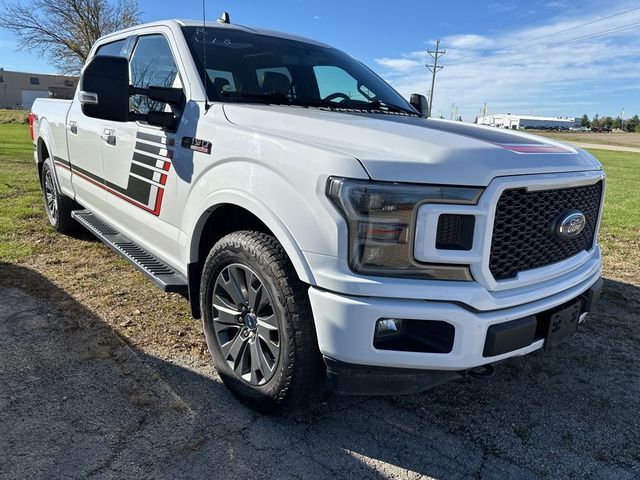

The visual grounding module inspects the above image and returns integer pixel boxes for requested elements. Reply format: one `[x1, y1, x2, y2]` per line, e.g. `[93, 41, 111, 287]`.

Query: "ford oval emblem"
[556, 210, 586, 240]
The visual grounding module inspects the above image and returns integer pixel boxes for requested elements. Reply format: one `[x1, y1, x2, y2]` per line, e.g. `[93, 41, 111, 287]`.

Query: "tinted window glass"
[181, 26, 416, 114]
[313, 66, 370, 102]
[129, 35, 180, 114]
[95, 39, 127, 57]
[206, 69, 237, 97]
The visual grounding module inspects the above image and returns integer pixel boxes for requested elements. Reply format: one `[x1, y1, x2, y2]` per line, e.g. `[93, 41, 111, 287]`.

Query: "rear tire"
[200, 231, 324, 413]
[41, 158, 78, 235]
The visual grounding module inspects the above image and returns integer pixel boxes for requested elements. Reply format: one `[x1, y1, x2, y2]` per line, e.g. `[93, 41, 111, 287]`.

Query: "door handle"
[102, 129, 116, 146]
[67, 121, 77, 135]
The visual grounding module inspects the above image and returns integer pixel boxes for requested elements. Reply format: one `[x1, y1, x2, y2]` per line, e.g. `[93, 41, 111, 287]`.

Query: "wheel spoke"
[257, 328, 279, 359]
[258, 313, 278, 329]
[249, 341, 260, 384]
[222, 330, 246, 363]
[213, 298, 240, 325]
[255, 340, 274, 375]
[248, 279, 263, 312]
[235, 339, 252, 378]
[248, 340, 270, 384]
[221, 267, 247, 307]
[231, 265, 249, 299]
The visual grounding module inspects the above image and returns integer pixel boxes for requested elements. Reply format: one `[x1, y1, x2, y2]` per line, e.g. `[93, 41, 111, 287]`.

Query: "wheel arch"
[186, 195, 316, 318]
[34, 120, 61, 192]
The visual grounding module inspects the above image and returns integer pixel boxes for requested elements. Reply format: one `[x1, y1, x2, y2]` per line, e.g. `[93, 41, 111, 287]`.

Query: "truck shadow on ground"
[1, 263, 638, 479]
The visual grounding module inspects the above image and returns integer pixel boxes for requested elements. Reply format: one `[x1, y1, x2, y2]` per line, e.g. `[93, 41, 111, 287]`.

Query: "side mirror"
[79, 56, 130, 122]
[410, 93, 429, 118]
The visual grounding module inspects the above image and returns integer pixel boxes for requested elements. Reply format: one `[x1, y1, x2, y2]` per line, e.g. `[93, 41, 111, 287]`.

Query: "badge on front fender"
[181, 136, 212, 154]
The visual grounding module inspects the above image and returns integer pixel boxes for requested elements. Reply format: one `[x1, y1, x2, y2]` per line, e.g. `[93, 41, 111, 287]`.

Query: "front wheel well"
[188, 204, 274, 318]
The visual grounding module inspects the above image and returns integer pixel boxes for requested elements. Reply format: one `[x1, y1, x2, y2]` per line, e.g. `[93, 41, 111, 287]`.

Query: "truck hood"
[222, 105, 601, 186]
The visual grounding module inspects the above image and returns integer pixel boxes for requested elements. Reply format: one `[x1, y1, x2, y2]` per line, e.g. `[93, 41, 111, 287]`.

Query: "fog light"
[579, 312, 589, 324]
[375, 318, 404, 338]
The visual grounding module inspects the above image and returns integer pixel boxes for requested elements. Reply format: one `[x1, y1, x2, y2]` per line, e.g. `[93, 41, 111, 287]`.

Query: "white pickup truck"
[31, 18, 604, 411]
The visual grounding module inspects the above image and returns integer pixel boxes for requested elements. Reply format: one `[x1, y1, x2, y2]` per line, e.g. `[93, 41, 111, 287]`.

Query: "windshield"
[181, 26, 417, 115]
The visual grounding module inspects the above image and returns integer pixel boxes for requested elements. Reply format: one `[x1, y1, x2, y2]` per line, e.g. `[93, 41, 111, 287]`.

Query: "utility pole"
[426, 40, 445, 117]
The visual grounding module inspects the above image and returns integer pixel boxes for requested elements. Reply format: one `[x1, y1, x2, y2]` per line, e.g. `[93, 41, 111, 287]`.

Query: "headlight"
[326, 177, 482, 280]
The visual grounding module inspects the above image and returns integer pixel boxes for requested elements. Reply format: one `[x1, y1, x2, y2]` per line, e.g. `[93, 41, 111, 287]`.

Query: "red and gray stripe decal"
[493, 144, 571, 154]
[54, 130, 174, 216]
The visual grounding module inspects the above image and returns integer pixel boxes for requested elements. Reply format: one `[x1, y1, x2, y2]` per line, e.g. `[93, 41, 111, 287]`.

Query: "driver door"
[99, 33, 184, 267]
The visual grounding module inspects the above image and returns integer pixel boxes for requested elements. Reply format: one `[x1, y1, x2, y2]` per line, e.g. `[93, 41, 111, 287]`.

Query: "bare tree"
[0, 0, 140, 74]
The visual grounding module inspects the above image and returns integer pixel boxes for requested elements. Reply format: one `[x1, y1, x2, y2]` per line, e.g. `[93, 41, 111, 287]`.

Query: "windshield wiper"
[220, 91, 341, 109]
[358, 100, 417, 115]
[220, 91, 292, 105]
[218, 92, 416, 115]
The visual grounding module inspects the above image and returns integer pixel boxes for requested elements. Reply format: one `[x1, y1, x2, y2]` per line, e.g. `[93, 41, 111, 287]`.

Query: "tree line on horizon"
[579, 113, 640, 133]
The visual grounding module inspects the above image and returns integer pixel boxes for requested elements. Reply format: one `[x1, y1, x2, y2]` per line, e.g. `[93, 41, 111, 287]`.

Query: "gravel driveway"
[1, 263, 639, 479]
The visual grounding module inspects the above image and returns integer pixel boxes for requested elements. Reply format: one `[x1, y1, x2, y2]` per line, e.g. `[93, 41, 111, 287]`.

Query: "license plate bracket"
[544, 300, 582, 350]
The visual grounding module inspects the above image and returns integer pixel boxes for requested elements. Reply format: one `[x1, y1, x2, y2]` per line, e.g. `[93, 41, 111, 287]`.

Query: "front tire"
[200, 231, 324, 412]
[41, 159, 77, 234]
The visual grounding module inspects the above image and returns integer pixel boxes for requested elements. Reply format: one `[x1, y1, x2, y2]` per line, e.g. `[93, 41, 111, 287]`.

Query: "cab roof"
[98, 18, 331, 49]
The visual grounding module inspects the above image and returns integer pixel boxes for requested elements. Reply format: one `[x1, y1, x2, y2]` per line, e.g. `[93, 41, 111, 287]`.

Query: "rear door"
[98, 32, 184, 267]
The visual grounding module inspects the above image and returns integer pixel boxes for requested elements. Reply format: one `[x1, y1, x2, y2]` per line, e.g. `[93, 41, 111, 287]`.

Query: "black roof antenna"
[218, 11, 230, 24]
[201, 0, 210, 112]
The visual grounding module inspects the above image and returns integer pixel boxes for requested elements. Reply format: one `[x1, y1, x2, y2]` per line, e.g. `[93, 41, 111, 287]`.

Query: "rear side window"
[95, 39, 127, 57]
[129, 34, 180, 114]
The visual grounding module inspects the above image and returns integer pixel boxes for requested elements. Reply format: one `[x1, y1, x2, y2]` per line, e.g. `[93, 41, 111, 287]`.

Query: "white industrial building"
[476, 114, 578, 130]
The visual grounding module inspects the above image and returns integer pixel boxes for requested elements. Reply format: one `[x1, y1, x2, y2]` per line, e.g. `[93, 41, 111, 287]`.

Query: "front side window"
[181, 26, 416, 115]
[95, 39, 127, 57]
[129, 34, 180, 114]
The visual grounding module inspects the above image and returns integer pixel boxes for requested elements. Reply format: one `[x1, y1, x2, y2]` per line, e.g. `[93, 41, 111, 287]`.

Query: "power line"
[474, 20, 640, 64]
[449, 6, 640, 65]
[500, 6, 640, 49]
[547, 20, 640, 47]
[426, 39, 445, 117]
[447, 19, 640, 66]
[497, 21, 640, 63]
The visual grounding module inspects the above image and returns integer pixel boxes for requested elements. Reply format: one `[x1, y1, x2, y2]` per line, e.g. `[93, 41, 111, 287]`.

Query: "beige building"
[0, 69, 78, 110]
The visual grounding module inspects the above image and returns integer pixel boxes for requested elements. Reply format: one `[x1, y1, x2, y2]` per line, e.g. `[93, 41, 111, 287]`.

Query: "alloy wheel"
[44, 169, 58, 220]
[212, 263, 281, 386]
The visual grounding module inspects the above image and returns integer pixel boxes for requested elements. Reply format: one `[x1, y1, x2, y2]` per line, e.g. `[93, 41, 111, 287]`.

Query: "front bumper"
[309, 273, 602, 394]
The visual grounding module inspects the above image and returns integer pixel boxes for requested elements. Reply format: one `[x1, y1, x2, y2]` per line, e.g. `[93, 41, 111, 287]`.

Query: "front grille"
[489, 181, 602, 281]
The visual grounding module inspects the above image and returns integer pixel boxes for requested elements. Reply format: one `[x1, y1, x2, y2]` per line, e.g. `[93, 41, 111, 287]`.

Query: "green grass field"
[0, 123, 638, 264]
[0, 124, 53, 260]
[591, 149, 640, 238]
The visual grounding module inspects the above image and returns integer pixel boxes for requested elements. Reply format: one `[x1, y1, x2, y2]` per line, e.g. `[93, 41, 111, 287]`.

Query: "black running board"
[71, 210, 188, 294]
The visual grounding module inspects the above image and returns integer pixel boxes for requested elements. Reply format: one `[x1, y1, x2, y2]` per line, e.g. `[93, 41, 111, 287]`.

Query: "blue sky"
[1, 0, 639, 121]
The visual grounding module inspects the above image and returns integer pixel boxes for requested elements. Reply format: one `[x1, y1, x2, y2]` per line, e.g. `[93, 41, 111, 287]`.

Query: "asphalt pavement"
[1, 264, 639, 479]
